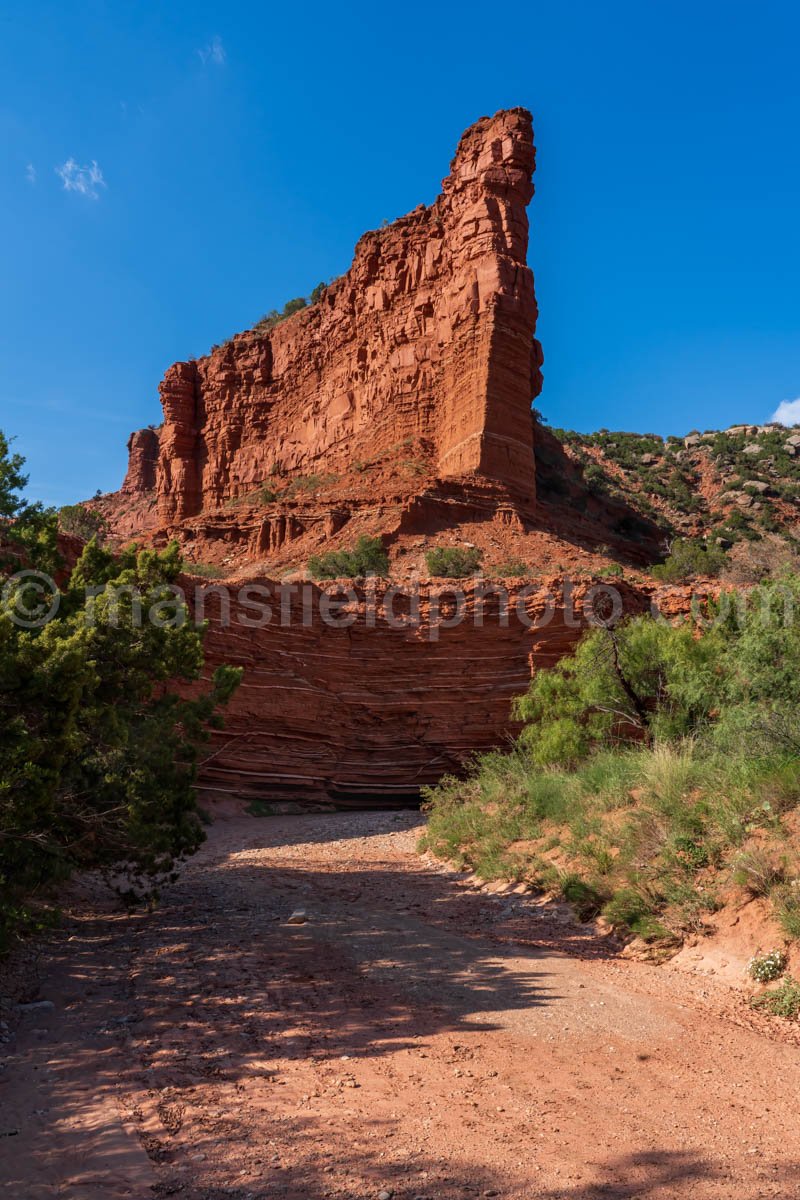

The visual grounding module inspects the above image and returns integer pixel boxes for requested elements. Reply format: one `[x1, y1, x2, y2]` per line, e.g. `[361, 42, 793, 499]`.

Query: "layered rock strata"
[194, 577, 650, 806]
[119, 108, 540, 534]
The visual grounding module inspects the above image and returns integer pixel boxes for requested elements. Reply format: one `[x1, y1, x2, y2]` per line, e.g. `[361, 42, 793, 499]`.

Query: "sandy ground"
[2, 809, 800, 1199]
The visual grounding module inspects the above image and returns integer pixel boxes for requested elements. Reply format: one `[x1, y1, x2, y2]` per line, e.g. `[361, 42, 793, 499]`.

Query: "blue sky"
[2, 1, 799, 506]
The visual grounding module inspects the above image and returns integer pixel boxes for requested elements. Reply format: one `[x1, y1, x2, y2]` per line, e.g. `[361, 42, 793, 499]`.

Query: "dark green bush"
[308, 535, 389, 580]
[751, 975, 800, 1020]
[490, 558, 530, 577]
[651, 538, 726, 581]
[0, 435, 242, 951]
[58, 504, 106, 542]
[425, 546, 483, 578]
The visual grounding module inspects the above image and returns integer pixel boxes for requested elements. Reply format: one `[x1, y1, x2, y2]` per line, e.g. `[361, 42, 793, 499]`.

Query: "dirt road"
[2, 810, 800, 1199]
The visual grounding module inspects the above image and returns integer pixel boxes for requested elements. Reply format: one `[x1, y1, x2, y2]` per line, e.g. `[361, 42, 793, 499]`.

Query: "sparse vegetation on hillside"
[284, 472, 339, 498]
[549, 422, 800, 565]
[422, 575, 800, 958]
[252, 296, 309, 335]
[426, 546, 483, 578]
[307, 535, 388, 580]
[490, 558, 531, 578]
[210, 283, 329, 352]
[188, 562, 226, 579]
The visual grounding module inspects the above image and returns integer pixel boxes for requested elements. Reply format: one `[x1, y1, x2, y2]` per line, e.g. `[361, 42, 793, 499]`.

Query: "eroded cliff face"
[195, 577, 651, 806]
[119, 108, 540, 538]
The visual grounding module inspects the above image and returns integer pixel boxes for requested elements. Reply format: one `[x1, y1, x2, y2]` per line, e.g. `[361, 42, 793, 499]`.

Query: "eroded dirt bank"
[2, 811, 800, 1199]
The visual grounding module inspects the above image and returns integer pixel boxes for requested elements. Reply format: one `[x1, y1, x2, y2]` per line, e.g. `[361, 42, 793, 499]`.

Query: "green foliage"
[490, 558, 530, 578]
[731, 849, 784, 896]
[547, 421, 800, 556]
[0, 433, 242, 951]
[651, 538, 726, 582]
[513, 617, 720, 765]
[424, 572, 800, 944]
[560, 874, 605, 920]
[602, 888, 657, 935]
[425, 546, 483, 578]
[583, 462, 608, 493]
[282, 297, 308, 317]
[309, 282, 326, 305]
[0, 432, 60, 575]
[751, 975, 800, 1020]
[0, 431, 27, 520]
[188, 562, 226, 579]
[307, 535, 389, 580]
[772, 884, 800, 940]
[251, 295, 309, 336]
[747, 949, 787, 983]
[58, 504, 106, 542]
[284, 472, 338, 497]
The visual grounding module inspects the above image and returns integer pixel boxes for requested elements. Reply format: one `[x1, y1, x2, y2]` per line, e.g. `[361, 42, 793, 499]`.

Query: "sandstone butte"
[99, 108, 671, 805]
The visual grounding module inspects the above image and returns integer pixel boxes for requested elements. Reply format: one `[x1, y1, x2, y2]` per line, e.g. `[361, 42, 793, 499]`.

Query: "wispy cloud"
[197, 35, 226, 66]
[55, 158, 106, 200]
[771, 397, 800, 427]
[25, 163, 36, 184]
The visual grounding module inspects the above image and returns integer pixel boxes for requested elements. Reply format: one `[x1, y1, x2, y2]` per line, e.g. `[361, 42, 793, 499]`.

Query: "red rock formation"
[195, 576, 650, 806]
[121, 427, 160, 494]
[96, 110, 666, 804]
[119, 108, 540, 536]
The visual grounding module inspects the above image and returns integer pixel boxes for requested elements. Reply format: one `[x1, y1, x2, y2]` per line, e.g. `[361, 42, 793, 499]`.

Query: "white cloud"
[197, 35, 226, 66]
[25, 163, 36, 184]
[770, 397, 800, 427]
[55, 158, 106, 199]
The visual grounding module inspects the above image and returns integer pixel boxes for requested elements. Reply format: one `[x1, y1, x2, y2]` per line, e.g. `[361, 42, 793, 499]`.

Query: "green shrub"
[425, 546, 483, 577]
[651, 538, 726, 581]
[308, 535, 388, 580]
[189, 562, 226, 579]
[772, 884, 800, 939]
[285, 473, 338, 496]
[602, 887, 654, 929]
[309, 282, 326, 305]
[560, 874, 605, 920]
[751, 975, 800, 1019]
[747, 949, 787, 983]
[731, 849, 784, 897]
[58, 504, 106, 542]
[0, 434, 242, 951]
[251, 295, 309, 336]
[490, 558, 530, 578]
[282, 297, 308, 317]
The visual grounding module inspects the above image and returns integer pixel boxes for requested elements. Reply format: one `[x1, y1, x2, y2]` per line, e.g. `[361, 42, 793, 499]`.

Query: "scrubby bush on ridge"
[425, 545, 483, 578]
[307, 535, 389, 580]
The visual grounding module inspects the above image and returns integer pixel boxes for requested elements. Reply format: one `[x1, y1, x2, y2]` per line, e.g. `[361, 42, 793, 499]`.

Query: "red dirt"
[3, 809, 800, 1199]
